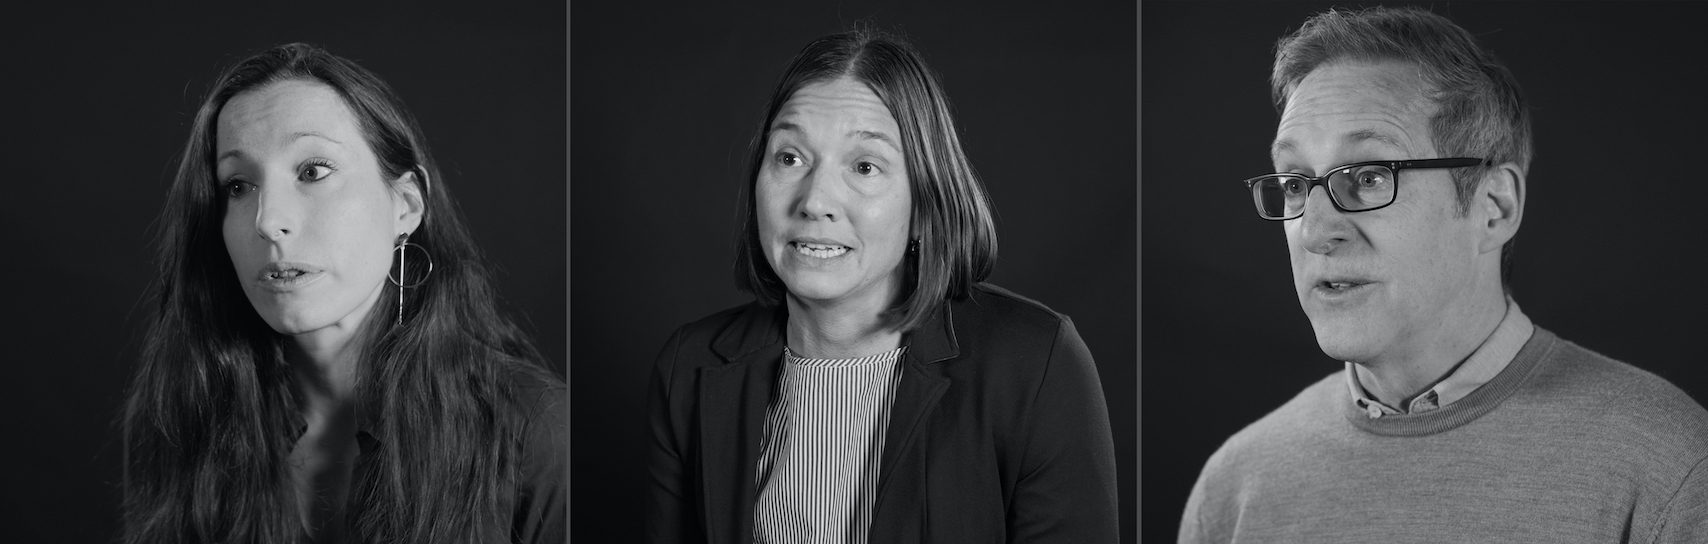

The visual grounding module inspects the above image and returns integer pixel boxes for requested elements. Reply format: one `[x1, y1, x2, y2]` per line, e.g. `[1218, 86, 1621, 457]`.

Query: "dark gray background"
[0, 3, 566, 541]
[571, 0, 1137, 541]
[1144, 2, 1708, 542]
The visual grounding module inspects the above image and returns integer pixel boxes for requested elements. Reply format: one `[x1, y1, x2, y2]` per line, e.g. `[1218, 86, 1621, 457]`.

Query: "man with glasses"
[1180, 7, 1708, 543]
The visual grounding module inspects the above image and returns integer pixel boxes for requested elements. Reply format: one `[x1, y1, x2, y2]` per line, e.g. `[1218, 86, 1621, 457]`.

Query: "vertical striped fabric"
[752, 345, 905, 544]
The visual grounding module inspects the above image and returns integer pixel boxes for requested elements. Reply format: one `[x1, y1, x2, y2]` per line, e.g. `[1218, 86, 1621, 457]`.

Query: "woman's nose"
[796, 164, 840, 221]
[252, 181, 298, 241]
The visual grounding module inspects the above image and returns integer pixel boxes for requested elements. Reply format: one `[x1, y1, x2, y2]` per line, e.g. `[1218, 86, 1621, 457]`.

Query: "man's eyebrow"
[1271, 139, 1296, 162]
[769, 121, 802, 134]
[1345, 128, 1406, 152]
[1270, 129, 1409, 163]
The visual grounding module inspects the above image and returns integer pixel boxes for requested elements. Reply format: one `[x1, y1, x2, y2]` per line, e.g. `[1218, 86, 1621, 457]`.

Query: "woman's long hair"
[121, 43, 544, 543]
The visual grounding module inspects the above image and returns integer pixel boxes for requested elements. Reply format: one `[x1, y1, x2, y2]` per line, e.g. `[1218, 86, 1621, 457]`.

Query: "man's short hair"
[1272, 6, 1531, 286]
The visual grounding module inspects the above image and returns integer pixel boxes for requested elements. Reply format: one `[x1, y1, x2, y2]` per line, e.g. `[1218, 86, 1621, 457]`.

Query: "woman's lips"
[789, 241, 850, 259]
[255, 262, 325, 291]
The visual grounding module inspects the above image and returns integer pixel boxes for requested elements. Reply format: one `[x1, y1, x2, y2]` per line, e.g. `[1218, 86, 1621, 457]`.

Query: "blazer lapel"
[875, 302, 959, 497]
[697, 305, 786, 544]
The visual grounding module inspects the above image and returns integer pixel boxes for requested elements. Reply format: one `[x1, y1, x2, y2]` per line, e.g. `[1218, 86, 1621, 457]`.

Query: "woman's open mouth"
[791, 241, 850, 259]
[256, 262, 325, 290]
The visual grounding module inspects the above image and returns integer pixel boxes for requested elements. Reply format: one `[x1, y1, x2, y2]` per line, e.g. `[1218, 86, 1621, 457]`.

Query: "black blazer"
[645, 283, 1119, 543]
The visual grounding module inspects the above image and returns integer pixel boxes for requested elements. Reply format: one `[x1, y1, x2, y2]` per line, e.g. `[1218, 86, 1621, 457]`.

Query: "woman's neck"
[287, 324, 367, 403]
[784, 294, 903, 359]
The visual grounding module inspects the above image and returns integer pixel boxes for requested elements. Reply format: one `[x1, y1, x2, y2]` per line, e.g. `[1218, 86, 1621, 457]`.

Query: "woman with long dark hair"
[645, 29, 1118, 543]
[121, 43, 564, 543]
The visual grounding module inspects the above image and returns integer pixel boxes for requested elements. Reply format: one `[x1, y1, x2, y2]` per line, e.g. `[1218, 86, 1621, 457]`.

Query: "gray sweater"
[1180, 328, 1708, 543]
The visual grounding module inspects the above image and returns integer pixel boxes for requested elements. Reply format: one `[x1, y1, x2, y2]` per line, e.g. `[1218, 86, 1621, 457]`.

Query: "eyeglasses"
[1243, 158, 1488, 221]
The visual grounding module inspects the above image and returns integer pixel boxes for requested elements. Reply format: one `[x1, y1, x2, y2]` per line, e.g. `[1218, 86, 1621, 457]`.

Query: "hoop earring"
[389, 232, 434, 324]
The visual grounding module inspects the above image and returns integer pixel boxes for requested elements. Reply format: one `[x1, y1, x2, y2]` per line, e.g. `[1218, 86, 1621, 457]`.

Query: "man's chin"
[1309, 319, 1385, 363]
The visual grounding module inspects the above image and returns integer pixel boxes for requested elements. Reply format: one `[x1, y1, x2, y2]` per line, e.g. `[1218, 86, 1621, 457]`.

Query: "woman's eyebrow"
[291, 131, 343, 145]
[216, 132, 345, 163]
[854, 130, 898, 151]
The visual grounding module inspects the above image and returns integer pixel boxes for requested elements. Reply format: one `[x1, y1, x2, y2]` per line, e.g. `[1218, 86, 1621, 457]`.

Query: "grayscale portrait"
[1145, 3, 1708, 543]
[571, 2, 1137, 542]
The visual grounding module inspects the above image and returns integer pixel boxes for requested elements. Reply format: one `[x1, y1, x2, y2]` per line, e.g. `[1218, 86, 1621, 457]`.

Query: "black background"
[1143, 2, 1708, 542]
[0, 3, 566, 542]
[571, 1, 1137, 541]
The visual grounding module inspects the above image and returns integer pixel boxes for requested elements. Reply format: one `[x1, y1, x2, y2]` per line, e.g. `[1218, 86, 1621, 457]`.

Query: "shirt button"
[1367, 404, 1383, 419]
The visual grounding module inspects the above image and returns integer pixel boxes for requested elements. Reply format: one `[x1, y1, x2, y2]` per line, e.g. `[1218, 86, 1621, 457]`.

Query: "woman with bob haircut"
[645, 29, 1118, 543]
[120, 43, 564, 543]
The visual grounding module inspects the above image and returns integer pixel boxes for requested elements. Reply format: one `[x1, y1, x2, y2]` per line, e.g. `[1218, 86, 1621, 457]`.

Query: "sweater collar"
[1347, 298, 1535, 417]
[1344, 326, 1559, 436]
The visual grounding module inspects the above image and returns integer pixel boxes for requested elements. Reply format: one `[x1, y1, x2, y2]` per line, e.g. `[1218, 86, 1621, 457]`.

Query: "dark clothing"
[645, 283, 1119, 543]
[288, 360, 566, 543]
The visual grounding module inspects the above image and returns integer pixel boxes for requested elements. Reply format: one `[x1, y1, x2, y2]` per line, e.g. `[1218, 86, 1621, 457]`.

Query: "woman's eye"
[300, 162, 334, 181]
[776, 152, 802, 167]
[224, 180, 253, 200]
[855, 162, 880, 176]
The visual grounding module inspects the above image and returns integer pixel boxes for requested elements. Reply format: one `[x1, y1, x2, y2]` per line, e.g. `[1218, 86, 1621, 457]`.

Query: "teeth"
[794, 243, 849, 258]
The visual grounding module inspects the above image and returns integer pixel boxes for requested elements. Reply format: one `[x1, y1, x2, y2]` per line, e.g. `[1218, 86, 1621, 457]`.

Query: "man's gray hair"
[1273, 6, 1530, 285]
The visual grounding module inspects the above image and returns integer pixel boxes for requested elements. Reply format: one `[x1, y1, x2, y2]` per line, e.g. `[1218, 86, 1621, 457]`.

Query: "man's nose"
[1296, 185, 1352, 255]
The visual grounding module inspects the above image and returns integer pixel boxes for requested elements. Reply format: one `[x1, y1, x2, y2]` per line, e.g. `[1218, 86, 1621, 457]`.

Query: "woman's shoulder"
[931, 283, 1101, 404]
[503, 359, 565, 409]
[657, 301, 783, 362]
[498, 358, 566, 447]
[952, 283, 1077, 341]
[496, 358, 566, 541]
[674, 300, 775, 337]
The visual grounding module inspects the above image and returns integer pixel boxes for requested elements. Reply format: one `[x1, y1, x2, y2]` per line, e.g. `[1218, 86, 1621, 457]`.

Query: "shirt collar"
[288, 395, 381, 440]
[1346, 297, 1535, 418]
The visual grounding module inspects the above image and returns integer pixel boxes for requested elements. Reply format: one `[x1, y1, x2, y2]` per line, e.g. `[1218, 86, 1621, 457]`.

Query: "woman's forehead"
[773, 78, 900, 140]
[216, 79, 364, 157]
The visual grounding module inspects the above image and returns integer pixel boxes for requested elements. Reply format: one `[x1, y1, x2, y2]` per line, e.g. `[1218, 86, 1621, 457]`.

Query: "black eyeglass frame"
[1242, 157, 1490, 221]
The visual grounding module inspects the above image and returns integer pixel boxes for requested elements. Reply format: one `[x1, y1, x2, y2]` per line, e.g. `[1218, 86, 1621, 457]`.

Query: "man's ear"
[393, 167, 426, 236]
[1476, 162, 1523, 254]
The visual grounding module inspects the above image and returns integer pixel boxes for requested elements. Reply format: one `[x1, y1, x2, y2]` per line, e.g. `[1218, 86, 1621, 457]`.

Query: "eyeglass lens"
[1252, 164, 1397, 219]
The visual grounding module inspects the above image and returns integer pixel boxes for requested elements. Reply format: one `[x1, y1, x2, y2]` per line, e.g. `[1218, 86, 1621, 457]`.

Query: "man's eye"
[855, 162, 880, 176]
[776, 152, 802, 167]
[224, 180, 254, 200]
[1283, 178, 1306, 195]
[1355, 170, 1390, 188]
[300, 162, 334, 181]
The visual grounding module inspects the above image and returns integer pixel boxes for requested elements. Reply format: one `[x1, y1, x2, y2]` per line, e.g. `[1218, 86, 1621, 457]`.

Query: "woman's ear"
[392, 167, 426, 235]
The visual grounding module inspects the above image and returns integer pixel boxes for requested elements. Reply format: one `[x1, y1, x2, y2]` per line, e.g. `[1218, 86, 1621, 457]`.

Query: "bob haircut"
[1272, 6, 1532, 288]
[122, 43, 541, 543]
[733, 28, 998, 333]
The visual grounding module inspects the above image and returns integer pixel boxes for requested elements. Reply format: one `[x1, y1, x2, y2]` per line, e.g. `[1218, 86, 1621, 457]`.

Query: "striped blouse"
[752, 345, 905, 544]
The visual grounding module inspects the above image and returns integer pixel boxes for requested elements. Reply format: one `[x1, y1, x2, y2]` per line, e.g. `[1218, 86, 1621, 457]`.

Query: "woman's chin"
[783, 277, 863, 306]
[258, 311, 328, 336]
[250, 298, 344, 336]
